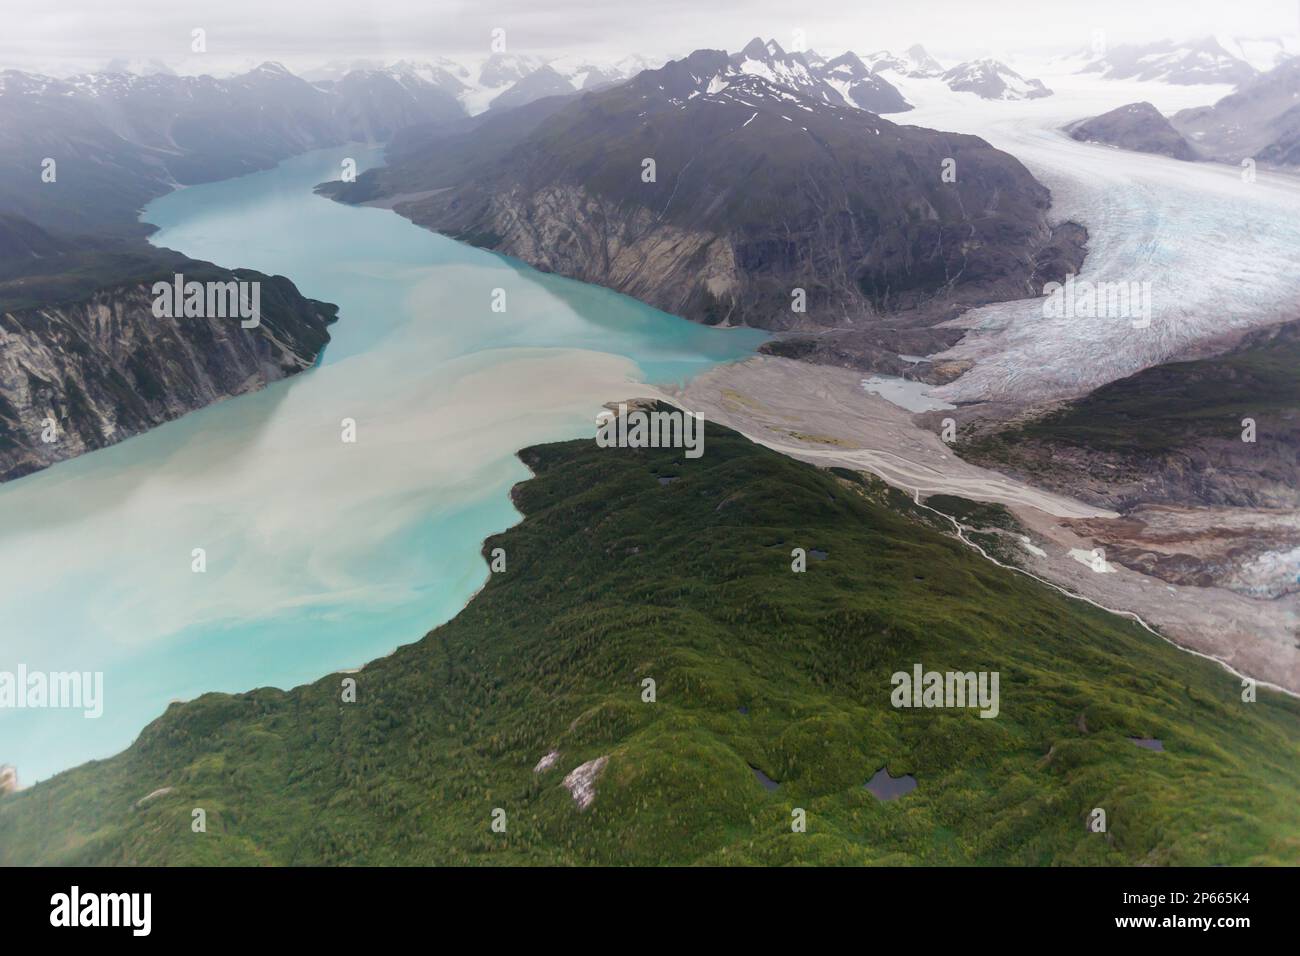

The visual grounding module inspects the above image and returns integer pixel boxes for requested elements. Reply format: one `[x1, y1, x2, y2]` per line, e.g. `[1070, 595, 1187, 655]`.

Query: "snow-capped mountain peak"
[733, 37, 820, 92]
[725, 38, 911, 113]
[1079, 36, 1258, 86]
[903, 44, 946, 76]
[866, 51, 907, 73]
[476, 51, 547, 89]
[1213, 35, 1297, 74]
[251, 61, 293, 76]
[384, 59, 469, 95]
[865, 45, 946, 78]
[823, 51, 872, 80]
[942, 58, 1053, 100]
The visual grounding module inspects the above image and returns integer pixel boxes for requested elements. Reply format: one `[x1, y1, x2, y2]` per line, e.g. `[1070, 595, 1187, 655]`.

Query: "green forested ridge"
[3, 416, 1297, 865]
[0, 215, 335, 317]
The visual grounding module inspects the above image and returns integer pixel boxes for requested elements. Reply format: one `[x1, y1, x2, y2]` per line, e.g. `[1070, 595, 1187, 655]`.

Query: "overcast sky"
[5, 0, 1299, 71]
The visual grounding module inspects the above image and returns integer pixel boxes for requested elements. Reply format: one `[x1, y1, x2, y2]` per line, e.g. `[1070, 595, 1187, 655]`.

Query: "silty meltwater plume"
[0, 146, 765, 782]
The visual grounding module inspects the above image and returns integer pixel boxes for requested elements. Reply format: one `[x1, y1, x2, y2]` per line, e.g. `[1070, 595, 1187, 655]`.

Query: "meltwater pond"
[0, 146, 766, 782]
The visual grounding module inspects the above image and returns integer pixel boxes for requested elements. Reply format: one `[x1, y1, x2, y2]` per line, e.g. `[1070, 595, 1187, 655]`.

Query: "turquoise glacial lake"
[0, 145, 765, 782]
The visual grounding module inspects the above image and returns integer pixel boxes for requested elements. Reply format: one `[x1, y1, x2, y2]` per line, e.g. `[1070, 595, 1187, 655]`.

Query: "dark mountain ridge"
[0, 217, 337, 482]
[1065, 102, 1197, 160]
[957, 318, 1300, 513]
[0, 62, 386, 478]
[322, 46, 1083, 364]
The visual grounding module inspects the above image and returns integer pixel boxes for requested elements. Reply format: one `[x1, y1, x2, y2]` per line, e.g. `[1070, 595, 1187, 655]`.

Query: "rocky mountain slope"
[322, 46, 1078, 357]
[817, 50, 911, 114]
[1172, 58, 1300, 167]
[0, 218, 337, 482]
[957, 318, 1300, 511]
[1065, 102, 1196, 160]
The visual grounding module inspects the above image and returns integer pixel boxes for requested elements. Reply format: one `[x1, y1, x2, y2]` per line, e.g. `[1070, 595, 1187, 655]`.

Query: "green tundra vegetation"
[2, 415, 1297, 865]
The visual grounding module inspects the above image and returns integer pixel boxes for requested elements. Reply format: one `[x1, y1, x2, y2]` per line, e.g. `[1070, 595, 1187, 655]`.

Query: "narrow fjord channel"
[0, 145, 766, 782]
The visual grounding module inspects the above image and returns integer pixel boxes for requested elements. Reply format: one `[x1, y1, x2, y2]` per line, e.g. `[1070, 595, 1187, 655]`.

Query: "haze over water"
[0, 145, 765, 782]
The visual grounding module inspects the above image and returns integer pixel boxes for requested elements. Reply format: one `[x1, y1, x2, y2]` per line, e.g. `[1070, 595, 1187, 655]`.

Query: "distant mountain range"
[0, 53, 643, 235]
[1061, 57, 1300, 169]
[323, 42, 1080, 353]
[324, 38, 915, 117]
[1075, 36, 1272, 86]
[827, 45, 1054, 103]
[301, 52, 660, 116]
[1173, 58, 1300, 167]
[63, 40, 939, 123]
[0, 61, 463, 235]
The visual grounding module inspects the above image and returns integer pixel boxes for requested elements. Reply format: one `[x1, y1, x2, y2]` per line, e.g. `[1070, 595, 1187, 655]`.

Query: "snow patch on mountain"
[1078, 37, 1258, 86]
[942, 59, 1052, 100]
[681, 38, 912, 114]
[866, 45, 946, 78]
